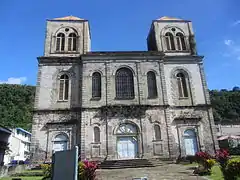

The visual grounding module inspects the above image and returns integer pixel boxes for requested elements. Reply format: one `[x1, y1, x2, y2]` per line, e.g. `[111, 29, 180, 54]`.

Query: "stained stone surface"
[96, 164, 206, 180]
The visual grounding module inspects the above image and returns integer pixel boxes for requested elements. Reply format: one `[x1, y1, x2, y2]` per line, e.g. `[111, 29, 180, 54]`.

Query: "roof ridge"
[52, 15, 84, 21]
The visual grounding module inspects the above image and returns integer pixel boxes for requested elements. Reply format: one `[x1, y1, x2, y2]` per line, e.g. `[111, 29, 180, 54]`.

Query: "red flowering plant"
[215, 149, 230, 169]
[194, 151, 215, 175]
[78, 160, 98, 180]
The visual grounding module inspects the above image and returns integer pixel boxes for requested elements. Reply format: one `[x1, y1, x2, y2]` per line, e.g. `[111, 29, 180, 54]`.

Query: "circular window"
[171, 28, 176, 32]
[65, 28, 69, 32]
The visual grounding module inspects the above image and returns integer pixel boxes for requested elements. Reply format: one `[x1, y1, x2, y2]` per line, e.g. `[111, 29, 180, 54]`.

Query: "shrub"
[224, 159, 240, 180]
[78, 160, 98, 180]
[229, 145, 240, 155]
[215, 149, 230, 169]
[41, 164, 52, 180]
[194, 152, 215, 175]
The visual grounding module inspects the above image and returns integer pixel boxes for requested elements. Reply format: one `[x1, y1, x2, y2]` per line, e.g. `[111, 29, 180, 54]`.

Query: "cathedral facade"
[30, 16, 218, 163]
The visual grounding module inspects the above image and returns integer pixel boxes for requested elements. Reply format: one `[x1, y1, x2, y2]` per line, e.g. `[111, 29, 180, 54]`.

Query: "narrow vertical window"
[94, 127, 100, 143]
[165, 32, 175, 50]
[68, 33, 77, 51]
[59, 74, 69, 101]
[154, 125, 161, 140]
[147, 71, 157, 98]
[92, 72, 101, 99]
[176, 73, 188, 98]
[56, 33, 65, 51]
[115, 68, 134, 99]
[176, 33, 186, 51]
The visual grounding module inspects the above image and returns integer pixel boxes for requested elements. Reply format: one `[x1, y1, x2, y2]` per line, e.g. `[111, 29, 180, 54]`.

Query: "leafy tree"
[210, 89, 240, 124]
[232, 86, 240, 92]
[0, 84, 35, 131]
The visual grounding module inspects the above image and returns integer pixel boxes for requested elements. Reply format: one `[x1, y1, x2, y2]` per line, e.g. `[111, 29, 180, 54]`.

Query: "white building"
[4, 128, 31, 164]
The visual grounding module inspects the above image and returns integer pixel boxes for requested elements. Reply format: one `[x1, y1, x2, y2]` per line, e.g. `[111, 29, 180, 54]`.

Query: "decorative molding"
[172, 110, 204, 120]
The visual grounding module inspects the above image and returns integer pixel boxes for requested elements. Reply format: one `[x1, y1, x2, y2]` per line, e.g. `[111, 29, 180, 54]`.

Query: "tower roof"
[156, 16, 189, 21]
[52, 15, 84, 21]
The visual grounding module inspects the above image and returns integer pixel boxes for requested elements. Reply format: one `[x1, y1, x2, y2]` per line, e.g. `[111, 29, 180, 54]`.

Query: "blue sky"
[0, 0, 239, 90]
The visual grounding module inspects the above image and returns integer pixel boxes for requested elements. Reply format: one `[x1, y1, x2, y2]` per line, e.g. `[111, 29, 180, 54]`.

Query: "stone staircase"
[99, 158, 165, 169]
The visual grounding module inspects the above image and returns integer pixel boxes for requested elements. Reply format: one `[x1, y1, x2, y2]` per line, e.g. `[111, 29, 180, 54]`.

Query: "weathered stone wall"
[151, 20, 194, 55]
[81, 108, 169, 160]
[44, 20, 90, 56]
[34, 63, 81, 110]
[164, 63, 206, 106]
[30, 111, 78, 163]
[81, 58, 166, 108]
[31, 17, 218, 163]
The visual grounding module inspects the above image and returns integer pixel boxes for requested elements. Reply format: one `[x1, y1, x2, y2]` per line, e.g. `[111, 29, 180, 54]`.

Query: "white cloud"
[223, 39, 240, 61]
[232, 20, 240, 26]
[224, 39, 233, 46]
[0, 77, 27, 84]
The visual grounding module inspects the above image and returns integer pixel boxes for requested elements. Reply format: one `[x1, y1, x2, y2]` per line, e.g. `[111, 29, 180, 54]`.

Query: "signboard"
[52, 146, 78, 180]
[132, 177, 148, 180]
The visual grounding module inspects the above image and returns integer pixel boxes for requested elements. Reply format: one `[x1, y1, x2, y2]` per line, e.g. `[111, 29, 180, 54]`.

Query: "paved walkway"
[96, 164, 206, 180]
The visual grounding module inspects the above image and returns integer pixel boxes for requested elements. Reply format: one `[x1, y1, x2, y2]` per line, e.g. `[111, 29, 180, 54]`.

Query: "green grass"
[205, 156, 240, 180]
[0, 169, 43, 180]
[207, 165, 223, 180]
[0, 177, 43, 180]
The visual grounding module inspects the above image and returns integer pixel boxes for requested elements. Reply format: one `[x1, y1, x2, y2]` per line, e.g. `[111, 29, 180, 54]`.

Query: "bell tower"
[147, 16, 197, 55]
[44, 15, 91, 56]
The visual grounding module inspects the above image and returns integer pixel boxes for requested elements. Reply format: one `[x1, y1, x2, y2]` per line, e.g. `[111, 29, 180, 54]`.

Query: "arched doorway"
[52, 134, 68, 153]
[183, 129, 198, 156]
[116, 123, 138, 159]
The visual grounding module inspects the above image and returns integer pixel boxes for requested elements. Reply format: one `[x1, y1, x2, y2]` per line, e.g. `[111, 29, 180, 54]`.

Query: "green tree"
[0, 84, 35, 131]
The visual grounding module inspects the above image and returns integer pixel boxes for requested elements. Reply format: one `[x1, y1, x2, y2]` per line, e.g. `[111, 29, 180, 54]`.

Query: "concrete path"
[96, 164, 206, 180]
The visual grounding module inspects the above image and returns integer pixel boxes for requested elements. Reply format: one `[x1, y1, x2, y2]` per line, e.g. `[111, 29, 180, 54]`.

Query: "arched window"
[59, 74, 69, 101]
[94, 127, 100, 143]
[147, 71, 158, 98]
[154, 125, 161, 140]
[176, 73, 188, 98]
[165, 32, 175, 50]
[56, 33, 65, 51]
[68, 33, 77, 51]
[53, 134, 68, 152]
[92, 72, 101, 99]
[117, 123, 138, 134]
[115, 68, 134, 99]
[176, 33, 186, 51]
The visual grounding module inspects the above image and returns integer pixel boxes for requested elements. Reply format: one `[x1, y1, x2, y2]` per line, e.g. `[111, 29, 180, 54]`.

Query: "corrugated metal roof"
[16, 128, 31, 135]
[0, 125, 12, 134]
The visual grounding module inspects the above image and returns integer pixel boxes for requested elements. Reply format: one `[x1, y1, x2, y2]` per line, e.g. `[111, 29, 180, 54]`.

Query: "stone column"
[159, 60, 176, 158]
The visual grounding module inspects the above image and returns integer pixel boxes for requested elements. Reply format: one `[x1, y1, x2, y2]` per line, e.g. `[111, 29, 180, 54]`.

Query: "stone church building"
[31, 15, 218, 163]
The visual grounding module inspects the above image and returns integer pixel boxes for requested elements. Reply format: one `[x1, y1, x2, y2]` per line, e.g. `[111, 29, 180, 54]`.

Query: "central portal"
[116, 123, 139, 159]
[117, 137, 137, 159]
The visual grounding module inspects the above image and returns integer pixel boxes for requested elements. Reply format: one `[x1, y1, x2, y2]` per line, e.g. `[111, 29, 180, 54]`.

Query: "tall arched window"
[92, 72, 101, 99]
[176, 73, 188, 98]
[154, 125, 161, 140]
[94, 127, 100, 143]
[176, 33, 186, 51]
[59, 74, 69, 101]
[68, 33, 77, 51]
[53, 134, 68, 152]
[165, 32, 175, 50]
[115, 68, 134, 99]
[56, 33, 65, 51]
[147, 71, 157, 98]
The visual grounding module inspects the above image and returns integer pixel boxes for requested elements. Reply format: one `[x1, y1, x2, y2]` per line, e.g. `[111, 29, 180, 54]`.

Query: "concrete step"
[99, 159, 155, 169]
